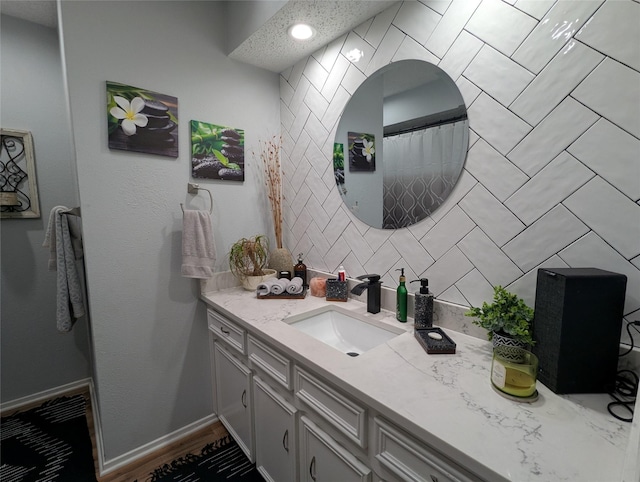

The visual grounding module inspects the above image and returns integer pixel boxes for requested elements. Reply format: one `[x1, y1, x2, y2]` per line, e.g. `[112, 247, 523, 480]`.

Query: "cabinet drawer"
[248, 335, 292, 390]
[208, 309, 246, 355]
[295, 367, 367, 449]
[373, 417, 476, 482]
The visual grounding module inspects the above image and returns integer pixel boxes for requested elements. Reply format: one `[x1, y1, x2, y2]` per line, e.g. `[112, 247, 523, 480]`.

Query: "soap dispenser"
[411, 278, 434, 329]
[396, 268, 408, 323]
[294, 253, 307, 287]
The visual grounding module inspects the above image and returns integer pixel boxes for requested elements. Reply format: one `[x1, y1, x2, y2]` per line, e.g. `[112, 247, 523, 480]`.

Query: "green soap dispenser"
[396, 268, 408, 323]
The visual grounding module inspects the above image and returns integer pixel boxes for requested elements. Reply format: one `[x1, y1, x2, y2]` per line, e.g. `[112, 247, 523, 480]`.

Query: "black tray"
[415, 327, 456, 354]
[257, 287, 307, 300]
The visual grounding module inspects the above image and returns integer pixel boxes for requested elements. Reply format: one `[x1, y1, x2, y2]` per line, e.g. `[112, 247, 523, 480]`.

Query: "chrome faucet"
[350, 274, 382, 314]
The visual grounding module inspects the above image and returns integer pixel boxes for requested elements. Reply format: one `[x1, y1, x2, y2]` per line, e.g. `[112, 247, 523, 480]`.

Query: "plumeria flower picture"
[347, 132, 376, 172]
[106, 81, 179, 158]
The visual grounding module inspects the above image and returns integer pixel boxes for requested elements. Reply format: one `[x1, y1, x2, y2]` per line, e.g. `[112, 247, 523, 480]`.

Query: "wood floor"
[84, 391, 230, 482]
[1, 387, 230, 482]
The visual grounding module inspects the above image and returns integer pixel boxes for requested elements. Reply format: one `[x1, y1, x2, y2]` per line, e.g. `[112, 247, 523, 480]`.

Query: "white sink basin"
[284, 306, 404, 356]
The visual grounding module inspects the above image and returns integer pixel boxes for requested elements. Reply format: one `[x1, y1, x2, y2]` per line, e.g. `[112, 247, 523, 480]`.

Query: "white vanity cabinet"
[253, 376, 298, 482]
[373, 417, 478, 482]
[206, 304, 481, 482]
[212, 342, 254, 461]
[300, 415, 372, 482]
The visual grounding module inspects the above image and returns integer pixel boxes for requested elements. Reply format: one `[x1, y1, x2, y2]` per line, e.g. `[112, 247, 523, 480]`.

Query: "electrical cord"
[608, 320, 640, 422]
[607, 370, 638, 422]
[619, 319, 640, 357]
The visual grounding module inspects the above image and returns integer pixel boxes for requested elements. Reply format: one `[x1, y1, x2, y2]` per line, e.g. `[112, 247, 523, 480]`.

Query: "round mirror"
[333, 59, 469, 229]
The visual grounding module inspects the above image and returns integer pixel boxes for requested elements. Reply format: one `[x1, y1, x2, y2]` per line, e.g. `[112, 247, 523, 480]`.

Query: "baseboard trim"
[99, 413, 220, 477]
[0, 378, 92, 413]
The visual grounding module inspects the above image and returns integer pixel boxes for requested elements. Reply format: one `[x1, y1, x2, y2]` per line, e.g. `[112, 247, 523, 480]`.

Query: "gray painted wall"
[59, 0, 280, 461]
[1, 14, 93, 403]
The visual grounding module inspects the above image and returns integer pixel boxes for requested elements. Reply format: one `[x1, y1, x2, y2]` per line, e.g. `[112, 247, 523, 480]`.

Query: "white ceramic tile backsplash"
[465, 0, 537, 56]
[468, 92, 532, 155]
[278, 0, 640, 324]
[572, 57, 640, 137]
[510, 40, 604, 125]
[567, 119, 640, 200]
[507, 97, 598, 175]
[465, 138, 528, 202]
[505, 151, 594, 225]
[392, 1, 441, 45]
[574, 0, 640, 72]
[512, 0, 603, 73]
[463, 45, 534, 106]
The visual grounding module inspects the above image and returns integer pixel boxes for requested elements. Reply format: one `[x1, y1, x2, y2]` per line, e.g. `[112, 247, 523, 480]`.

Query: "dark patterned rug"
[142, 434, 263, 482]
[0, 394, 97, 482]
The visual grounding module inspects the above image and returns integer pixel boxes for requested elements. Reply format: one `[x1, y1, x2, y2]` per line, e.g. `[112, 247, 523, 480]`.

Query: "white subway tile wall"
[279, 0, 640, 330]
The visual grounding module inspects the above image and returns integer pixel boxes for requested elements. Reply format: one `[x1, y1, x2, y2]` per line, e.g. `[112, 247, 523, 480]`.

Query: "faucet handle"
[356, 274, 381, 284]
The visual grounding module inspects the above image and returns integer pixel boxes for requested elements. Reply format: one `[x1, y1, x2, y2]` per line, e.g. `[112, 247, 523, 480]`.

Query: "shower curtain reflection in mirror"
[382, 119, 469, 229]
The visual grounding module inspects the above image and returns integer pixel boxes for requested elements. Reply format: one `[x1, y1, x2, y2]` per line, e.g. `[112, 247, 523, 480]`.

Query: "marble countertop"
[201, 283, 634, 482]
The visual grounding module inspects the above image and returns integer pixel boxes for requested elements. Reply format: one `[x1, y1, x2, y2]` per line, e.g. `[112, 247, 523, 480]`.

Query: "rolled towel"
[270, 278, 289, 295]
[286, 277, 304, 294]
[256, 278, 278, 296]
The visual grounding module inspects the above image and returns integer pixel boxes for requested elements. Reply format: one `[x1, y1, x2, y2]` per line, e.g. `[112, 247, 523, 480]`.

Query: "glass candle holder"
[491, 346, 538, 399]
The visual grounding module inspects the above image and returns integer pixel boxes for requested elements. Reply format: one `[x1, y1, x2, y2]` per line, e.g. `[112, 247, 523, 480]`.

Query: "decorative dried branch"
[254, 136, 283, 248]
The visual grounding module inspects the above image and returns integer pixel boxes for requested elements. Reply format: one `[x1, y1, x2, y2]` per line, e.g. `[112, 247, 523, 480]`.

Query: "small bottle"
[294, 253, 307, 287]
[338, 265, 346, 281]
[396, 268, 407, 323]
[411, 278, 434, 329]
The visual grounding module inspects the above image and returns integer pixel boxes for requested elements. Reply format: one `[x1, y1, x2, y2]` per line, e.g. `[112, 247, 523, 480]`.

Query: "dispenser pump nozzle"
[410, 278, 430, 294]
[396, 268, 405, 282]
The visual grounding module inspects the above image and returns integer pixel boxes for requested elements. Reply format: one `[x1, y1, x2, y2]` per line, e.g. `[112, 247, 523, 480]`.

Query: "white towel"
[42, 206, 86, 332]
[43, 205, 84, 270]
[270, 278, 289, 295]
[256, 278, 278, 296]
[181, 209, 216, 279]
[286, 277, 304, 294]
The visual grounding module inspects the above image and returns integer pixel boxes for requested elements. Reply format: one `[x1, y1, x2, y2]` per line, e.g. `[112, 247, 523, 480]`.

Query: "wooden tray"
[257, 288, 307, 300]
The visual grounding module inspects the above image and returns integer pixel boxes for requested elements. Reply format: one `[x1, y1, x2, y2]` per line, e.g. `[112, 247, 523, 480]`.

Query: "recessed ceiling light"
[288, 23, 316, 41]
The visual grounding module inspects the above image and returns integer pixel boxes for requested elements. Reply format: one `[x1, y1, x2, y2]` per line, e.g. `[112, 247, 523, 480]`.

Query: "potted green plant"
[228, 235, 276, 291]
[465, 285, 535, 348]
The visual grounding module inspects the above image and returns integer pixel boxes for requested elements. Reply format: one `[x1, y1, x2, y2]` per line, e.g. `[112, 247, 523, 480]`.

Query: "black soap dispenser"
[411, 278, 434, 329]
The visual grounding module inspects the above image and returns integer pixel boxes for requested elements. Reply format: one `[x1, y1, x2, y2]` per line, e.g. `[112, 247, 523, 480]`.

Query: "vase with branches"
[254, 135, 293, 274]
[255, 135, 283, 248]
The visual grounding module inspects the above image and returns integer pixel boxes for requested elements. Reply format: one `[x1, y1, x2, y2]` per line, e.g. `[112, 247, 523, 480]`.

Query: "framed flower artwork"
[106, 81, 178, 157]
[348, 132, 375, 172]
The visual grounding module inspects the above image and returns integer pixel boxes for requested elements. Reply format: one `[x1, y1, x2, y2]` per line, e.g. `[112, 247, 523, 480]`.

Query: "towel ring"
[180, 182, 213, 214]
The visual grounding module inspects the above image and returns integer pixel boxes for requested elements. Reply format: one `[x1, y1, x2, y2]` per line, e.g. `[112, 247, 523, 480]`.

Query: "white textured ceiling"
[0, 0, 57, 28]
[1, 0, 398, 73]
[228, 0, 399, 73]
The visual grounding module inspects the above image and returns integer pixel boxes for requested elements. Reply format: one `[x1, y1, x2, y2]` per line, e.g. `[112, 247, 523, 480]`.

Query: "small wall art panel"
[1, 129, 40, 219]
[191, 120, 245, 182]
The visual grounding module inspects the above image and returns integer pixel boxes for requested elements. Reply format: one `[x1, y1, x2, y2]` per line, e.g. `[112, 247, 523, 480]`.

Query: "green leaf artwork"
[191, 120, 245, 182]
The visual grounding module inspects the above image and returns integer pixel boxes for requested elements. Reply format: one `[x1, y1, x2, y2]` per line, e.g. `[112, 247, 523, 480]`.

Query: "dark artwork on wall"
[107, 81, 179, 157]
[190, 121, 245, 182]
[348, 132, 375, 172]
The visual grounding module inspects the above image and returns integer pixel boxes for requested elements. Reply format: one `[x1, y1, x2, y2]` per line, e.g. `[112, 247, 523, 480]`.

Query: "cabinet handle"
[220, 326, 230, 335]
[241, 389, 247, 408]
[282, 429, 289, 452]
[309, 456, 316, 481]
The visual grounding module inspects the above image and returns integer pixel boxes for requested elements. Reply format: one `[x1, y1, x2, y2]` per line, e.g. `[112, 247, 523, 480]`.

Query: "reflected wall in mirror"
[334, 59, 469, 229]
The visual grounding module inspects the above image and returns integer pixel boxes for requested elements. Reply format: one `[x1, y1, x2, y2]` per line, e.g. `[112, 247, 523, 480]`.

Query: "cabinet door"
[253, 376, 297, 482]
[300, 416, 371, 482]
[214, 342, 254, 461]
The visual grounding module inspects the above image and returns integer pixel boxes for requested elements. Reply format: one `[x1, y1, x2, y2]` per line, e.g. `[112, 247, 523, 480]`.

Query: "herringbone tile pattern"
[278, 0, 640, 337]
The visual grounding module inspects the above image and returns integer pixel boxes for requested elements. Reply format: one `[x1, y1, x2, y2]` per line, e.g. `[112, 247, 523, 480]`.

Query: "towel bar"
[181, 182, 213, 214]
